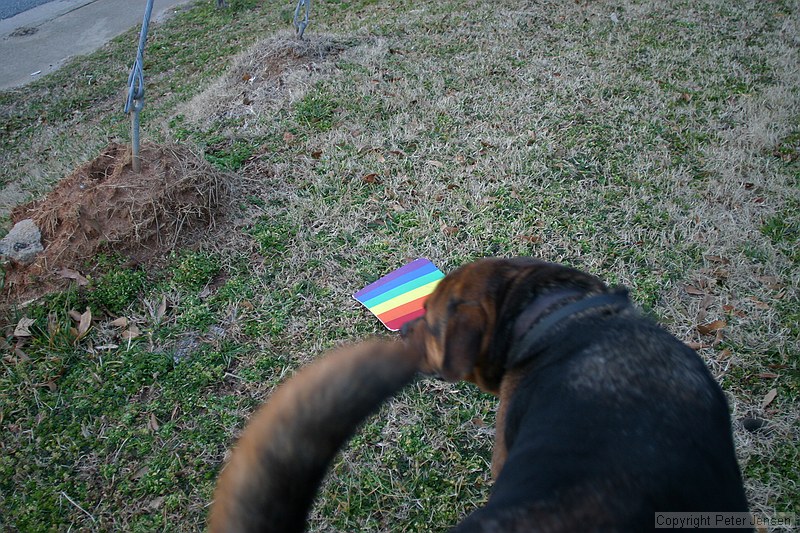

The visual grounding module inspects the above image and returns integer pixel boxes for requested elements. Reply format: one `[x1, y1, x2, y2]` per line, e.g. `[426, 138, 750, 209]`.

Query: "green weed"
[169, 250, 221, 292]
[295, 89, 338, 131]
[88, 266, 147, 315]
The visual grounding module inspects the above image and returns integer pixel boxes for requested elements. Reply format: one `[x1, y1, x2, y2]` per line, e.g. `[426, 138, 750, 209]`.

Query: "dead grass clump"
[181, 31, 348, 130]
[4, 142, 231, 300]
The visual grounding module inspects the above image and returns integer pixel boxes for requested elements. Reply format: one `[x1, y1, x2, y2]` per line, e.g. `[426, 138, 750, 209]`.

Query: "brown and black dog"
[210, 257, 749, 532]
[402, 257, 749, 531]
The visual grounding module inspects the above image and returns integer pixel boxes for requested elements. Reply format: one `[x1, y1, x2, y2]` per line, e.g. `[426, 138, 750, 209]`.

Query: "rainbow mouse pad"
[353, 258, 445, 331]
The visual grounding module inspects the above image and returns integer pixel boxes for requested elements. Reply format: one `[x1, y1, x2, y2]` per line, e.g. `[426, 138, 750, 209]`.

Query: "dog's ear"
[441, 304, 487, 382]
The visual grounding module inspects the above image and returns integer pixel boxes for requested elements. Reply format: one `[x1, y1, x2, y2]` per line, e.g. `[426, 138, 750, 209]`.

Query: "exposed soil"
[3, 142, 230, 302]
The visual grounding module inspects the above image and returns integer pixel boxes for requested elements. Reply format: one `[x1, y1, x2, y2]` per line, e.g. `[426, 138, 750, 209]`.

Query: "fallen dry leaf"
[748, 297, 770, 310]
[14, 318, 35, 338]
[148, 413, 160, 432]
[441, 226, 459, 236]
[684, 285, 706, 296]
[761, 388, 777, 410]
[722, 304, 747, 318]
[685, 341, 712, 350]
[697, 319, 727, 336]
[110, 317, 129, 328]
[361, 173, 380, 184]
[56, 267, 89, 286]
[757, 373, 779, 379]
[712, 328, 724, 347]
[122, 325, 141, 340]
[76, 308, 92, 340]
[716, 349, 732, 360]
[426, 160, 444, 168]
[283, 131, 296, 143]
[14, 348, 31, 362]
[149, 496, 165, 510]
[697, 294, 715, 322]
[705, 255, 731, 264]
[68, 310, 82, 322]
[156, 295, 167, 322]
[756, 277, 783, 291]
[41, 381, 57, 392]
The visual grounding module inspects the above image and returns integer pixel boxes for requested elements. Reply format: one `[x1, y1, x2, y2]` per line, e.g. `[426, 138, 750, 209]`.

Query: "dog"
[402, 257, 750, 531]
[210, 257, 749, 532]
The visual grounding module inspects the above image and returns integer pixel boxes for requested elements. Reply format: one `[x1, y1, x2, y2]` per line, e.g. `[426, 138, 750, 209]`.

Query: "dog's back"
[454, 312, 749, 532]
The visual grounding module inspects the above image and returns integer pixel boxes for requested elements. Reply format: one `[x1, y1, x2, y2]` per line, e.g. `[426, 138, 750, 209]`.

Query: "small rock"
[173, 333, 201, 363]
[0, 219, 43, 265]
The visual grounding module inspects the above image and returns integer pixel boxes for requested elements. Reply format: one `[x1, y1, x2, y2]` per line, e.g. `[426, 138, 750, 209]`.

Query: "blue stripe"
[361, 270, 445, 309]
[355, 261, 439, 303]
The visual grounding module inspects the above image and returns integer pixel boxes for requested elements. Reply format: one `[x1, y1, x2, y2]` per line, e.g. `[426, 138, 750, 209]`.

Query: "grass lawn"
[1, 0, 798, 530]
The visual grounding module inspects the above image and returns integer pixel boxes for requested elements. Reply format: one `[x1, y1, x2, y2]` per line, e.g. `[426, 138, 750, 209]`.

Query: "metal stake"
[125, 0, 154, 172]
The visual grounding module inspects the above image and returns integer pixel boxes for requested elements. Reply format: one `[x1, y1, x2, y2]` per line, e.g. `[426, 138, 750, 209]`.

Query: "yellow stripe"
[367, 280, 441, 315]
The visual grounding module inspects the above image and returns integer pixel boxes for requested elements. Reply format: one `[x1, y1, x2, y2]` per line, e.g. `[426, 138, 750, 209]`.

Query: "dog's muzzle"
[400, 317, 421, 338]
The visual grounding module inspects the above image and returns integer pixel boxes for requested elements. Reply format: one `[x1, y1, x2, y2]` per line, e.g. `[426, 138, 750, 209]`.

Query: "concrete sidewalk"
[0, 0, 196, 91]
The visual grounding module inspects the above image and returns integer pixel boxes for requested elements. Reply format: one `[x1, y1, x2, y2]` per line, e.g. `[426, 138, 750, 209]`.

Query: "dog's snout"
[400, 318, 420, 338]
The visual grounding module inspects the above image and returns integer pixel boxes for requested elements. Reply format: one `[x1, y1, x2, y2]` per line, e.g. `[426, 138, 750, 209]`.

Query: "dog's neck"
[506, 289, 631, 370]
[511, 289, 585, 339]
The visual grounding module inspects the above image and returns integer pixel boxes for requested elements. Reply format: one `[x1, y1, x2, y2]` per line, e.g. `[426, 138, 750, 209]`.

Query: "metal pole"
[293, 0, 310, 39]
[125, 0, 155, 173]
[131, 108, 141, 172]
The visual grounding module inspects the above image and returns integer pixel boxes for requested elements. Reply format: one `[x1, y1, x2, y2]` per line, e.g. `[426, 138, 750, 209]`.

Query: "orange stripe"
[376, 294, 430, 323]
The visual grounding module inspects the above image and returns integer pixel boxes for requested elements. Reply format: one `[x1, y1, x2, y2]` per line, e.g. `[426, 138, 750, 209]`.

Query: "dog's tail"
[209, 339, 420, 533]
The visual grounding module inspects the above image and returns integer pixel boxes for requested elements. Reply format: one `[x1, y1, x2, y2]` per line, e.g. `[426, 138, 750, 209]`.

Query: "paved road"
[0, 0, 53, 21]
[0, 0, 196, 90]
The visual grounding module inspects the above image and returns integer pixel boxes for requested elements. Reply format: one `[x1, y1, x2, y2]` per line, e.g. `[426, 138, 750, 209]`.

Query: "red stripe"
[384, 308, 426, 331]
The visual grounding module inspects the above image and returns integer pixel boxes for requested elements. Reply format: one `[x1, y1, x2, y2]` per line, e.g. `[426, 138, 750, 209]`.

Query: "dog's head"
[402, 257, 608, 394]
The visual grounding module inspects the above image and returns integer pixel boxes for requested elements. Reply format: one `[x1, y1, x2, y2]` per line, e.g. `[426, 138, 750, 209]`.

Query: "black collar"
[505, 290, 631, 369]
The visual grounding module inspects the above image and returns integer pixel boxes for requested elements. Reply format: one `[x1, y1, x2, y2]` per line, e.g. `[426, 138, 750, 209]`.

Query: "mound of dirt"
[4, 142, 230, 302]
[180, 31, 348, 130]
